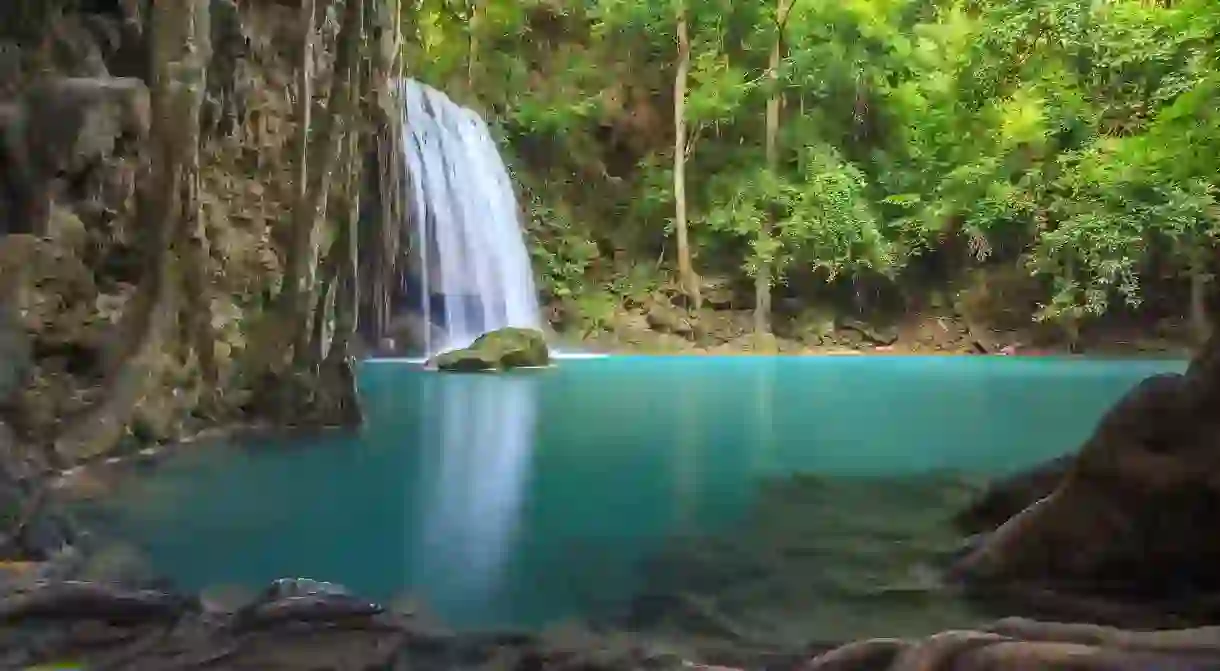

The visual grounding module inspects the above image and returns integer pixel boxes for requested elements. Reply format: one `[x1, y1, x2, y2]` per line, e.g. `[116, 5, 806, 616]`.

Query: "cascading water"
[397, 79, 542, 357]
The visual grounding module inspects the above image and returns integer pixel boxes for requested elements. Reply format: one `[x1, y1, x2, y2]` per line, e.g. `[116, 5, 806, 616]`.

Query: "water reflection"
[410, 373, 539, 618]
[750, 357, 777, 474]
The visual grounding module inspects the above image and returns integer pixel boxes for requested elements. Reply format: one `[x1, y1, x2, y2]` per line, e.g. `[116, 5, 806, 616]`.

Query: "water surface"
[82, 355, 1185, 638]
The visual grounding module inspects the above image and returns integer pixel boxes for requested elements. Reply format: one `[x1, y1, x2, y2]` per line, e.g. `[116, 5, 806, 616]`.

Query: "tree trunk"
[673, 1, 701, 310]
[365, 0, 398, 346]
[53, 0, 210, 462]
[297, 0, 363, 366]
[279, 0, 317, 366]
[178, 5, 218, 399]
[755, 0, 793, 336]
[330, 105, 361, 358]
[282, 0, 364, 363]
[1191, 262, 1211, 347]
[467, 0, 479, 94]
[310, 249, 336, 362]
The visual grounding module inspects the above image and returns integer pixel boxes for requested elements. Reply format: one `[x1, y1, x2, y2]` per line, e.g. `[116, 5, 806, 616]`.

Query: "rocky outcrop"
[429, 327, 551, 372]
[947, 343, 1220, 625]
[0, 0, 361, 460]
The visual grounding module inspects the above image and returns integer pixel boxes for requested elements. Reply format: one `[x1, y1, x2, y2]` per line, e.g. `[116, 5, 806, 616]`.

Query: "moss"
[430, 327, 550, 372]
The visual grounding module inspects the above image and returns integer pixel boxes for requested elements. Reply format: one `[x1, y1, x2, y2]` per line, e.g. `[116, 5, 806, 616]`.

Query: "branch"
[774, 0, 800, 34]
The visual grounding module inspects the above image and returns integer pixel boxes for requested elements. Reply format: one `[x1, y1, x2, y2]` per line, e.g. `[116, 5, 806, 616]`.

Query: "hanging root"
[806, 620, 1220, 671]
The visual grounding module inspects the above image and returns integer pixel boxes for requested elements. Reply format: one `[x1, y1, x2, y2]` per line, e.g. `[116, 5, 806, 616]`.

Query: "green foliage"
[403, 0, 1220, 329]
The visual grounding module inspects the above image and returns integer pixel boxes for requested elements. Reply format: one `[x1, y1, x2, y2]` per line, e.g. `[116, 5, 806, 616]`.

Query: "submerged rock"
[429, 327, 551, 372]
[0, 580, 193, 624]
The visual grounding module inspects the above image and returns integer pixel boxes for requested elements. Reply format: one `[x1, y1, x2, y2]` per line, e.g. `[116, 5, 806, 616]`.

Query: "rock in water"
[0, 581, 193, 624]
[231, 579, 384, 632]
[429, 327, 550, 372]
[260, 577, 352, 599]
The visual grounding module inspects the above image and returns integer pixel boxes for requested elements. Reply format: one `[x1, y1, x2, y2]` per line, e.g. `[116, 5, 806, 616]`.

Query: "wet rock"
[231, 578, 384, 632]
[430, 327, 550, 372]
[0, 580, 194, 624]
[232, 594, 386, 631]
[261, 577, 353, 599]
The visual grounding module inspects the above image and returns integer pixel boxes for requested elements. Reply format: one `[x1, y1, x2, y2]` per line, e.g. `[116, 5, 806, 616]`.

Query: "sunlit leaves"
[401, 0, 1220, 326]
[686, 50, 754, 124]
[993, 88, 1047, 148]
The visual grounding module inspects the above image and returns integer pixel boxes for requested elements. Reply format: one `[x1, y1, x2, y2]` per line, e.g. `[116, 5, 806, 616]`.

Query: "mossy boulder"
[429, 327, 550, 372]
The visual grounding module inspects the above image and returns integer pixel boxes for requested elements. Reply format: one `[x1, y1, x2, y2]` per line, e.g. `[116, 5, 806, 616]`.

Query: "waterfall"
[397, 79, 542, 357]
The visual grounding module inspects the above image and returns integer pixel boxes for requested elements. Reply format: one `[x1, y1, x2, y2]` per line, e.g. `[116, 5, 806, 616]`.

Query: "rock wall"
[0, 0, 318, 466]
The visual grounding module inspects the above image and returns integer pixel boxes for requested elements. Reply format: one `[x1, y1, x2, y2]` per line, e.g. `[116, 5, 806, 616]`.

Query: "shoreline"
[368, 349, 1193, 361]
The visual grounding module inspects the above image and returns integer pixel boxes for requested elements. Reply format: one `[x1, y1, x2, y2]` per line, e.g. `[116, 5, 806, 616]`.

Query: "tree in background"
[400, 0, 1220, 341]
[673, 0, 702, 309]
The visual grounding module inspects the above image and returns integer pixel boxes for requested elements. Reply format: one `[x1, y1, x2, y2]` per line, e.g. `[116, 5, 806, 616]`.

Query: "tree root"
[807, 619, 1220, 671]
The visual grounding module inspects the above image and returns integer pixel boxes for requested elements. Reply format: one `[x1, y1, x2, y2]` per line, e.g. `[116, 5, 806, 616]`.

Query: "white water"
[398, 79, 542, 356]
[364, 351, 610, 366]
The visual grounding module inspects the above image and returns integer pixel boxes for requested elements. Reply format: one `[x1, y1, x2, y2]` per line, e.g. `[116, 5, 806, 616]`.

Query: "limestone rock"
[20, 76, 150, 179]
[430, 327, 551, 372]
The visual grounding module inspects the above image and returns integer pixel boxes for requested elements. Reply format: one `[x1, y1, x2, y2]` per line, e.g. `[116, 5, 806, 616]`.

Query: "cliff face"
[0, 0, 321, 467]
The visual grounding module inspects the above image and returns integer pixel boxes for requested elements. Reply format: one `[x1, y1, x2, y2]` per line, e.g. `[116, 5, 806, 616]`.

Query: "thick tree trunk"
[280, 0, 317, 365]
[362, 0, 401, 345]
[673, 2, 701, 310]
[53, 0, 210, 462]
[282, 0, 364, 364]
[330, 111, 361, 358]
[178, 5, 218, 399]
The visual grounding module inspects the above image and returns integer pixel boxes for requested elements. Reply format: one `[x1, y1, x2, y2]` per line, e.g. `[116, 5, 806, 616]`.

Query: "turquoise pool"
[80, 355, 1186, 640]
